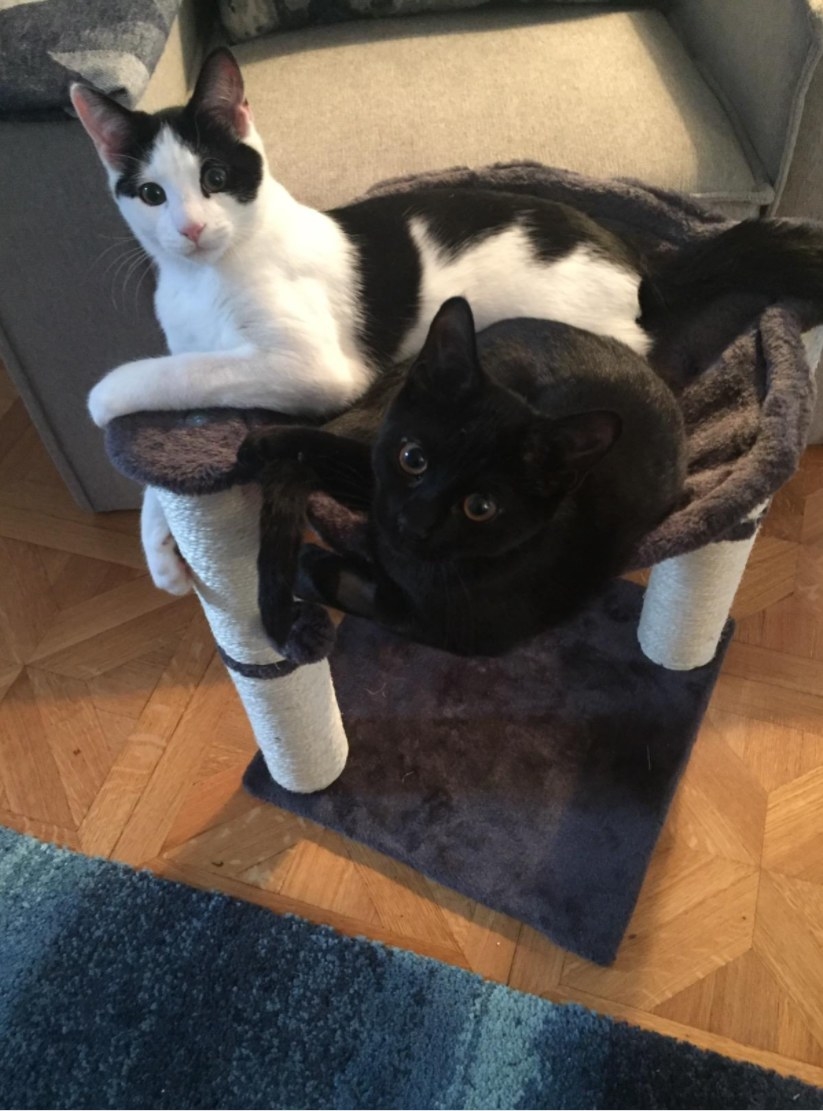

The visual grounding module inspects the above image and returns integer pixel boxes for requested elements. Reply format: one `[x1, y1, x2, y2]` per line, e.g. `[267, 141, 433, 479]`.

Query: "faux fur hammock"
[108, 162, 815, 564]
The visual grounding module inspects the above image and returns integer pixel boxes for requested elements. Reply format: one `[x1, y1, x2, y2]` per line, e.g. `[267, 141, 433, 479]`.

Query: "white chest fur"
[155, 264, 239, 354]
[153, 200, 366, 374]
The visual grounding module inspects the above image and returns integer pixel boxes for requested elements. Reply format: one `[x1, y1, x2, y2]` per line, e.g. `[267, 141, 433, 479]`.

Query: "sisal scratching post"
[156, 483, 348, 793]
[637, 529, 758, 669]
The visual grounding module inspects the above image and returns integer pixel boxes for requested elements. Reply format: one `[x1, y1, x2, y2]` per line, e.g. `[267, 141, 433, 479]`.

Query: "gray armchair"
[1, 0, 822, 511]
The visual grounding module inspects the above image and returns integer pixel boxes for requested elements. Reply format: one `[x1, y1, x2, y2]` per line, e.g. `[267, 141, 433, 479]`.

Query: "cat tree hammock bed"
[105, 165, 817, 963]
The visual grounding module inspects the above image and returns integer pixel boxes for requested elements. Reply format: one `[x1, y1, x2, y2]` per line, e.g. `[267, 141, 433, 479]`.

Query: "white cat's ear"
[70, 85, 135, 170]
[190, 48, 252, 139]
[413, 297, 482, 395]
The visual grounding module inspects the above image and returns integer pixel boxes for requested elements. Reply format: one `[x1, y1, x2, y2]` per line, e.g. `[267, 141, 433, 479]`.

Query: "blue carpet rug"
[1, 827, 820, 1110]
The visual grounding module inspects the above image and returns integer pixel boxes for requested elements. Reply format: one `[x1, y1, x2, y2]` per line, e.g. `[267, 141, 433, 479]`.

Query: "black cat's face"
[372, 298, 622, 562]
[70, 49, 264, 263]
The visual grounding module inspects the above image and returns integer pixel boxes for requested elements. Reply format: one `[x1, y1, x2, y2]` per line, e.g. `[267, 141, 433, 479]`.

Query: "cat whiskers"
[89, 236, 139, 275]
[132, 254, 156, 315]
[89, 237, 152, 312]
[114, 248, 153, 314]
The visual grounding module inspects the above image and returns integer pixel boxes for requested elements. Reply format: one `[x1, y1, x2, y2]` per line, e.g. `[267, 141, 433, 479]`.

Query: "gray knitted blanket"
[106, 161, 816, 569]
[0, 0, 182, 119]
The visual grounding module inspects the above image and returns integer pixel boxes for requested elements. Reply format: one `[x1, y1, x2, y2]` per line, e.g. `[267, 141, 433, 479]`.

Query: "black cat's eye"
[202, 165, 228, 193]
[463, 493, 498, 522]
[138, 182, 166, 206]
[398, 441, 428, 476]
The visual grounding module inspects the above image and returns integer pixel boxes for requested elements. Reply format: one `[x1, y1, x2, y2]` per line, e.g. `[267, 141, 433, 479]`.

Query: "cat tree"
[106, 165, 818, 795]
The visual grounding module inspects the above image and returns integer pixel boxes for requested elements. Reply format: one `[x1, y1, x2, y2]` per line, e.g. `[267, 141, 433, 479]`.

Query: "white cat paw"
[88, 360, 160, 427]
[88, 373, 133, 428]
[147, 538, 192, 596]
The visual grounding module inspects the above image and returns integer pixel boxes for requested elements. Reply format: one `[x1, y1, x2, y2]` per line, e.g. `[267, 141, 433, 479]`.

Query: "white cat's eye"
[463, 493, 498, 522]
[138, 182, 166, 206]
[203, 165, 228, 193]
[398, 441, 428, 476]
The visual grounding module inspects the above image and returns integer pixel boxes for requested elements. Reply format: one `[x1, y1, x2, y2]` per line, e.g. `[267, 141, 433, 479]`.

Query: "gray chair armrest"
[667, 0, 823, 218]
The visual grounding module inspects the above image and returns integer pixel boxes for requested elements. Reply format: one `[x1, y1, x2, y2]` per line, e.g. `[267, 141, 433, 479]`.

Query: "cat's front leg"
[140, 487, 191, 595]
[297, 545, 412, 630]
[239, 427, 373, 508]
[88, 355, 198, 427]
[296, 546, 379, 619]
[89, 347, 369, 428]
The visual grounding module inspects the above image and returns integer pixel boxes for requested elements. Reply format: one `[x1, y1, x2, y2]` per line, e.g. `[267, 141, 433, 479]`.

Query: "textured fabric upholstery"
[236, 8, 769, 212]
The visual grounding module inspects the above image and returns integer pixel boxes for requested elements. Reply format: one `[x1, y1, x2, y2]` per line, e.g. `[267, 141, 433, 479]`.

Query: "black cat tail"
[256, 460, 316, 656]
[641, 218, 823, 323]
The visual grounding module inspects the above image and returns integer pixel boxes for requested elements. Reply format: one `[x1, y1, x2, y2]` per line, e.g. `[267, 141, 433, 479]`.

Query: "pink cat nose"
[181, 222, 205, 244]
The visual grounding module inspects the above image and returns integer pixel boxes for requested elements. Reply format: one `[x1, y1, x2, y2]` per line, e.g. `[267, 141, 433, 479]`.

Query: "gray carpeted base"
[245, 578, 731, 965]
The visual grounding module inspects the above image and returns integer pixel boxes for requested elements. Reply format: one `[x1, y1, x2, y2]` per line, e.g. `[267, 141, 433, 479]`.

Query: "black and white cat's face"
[373, 298, 621, 561]
[70, 49, 265, 264]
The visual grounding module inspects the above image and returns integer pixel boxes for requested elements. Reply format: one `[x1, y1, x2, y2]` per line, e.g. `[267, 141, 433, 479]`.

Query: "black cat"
[240, 298, 686, 658]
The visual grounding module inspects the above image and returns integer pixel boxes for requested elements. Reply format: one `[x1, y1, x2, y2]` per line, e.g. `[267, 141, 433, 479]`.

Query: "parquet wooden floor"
[3, 361, 823, 1087]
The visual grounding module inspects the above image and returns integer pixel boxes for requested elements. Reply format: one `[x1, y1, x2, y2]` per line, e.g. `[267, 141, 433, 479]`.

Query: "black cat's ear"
[527, 410, 622, 488]
[190, 48, 252, 138]
[70, 85, 135, 171]
[410, 297, 483, 397]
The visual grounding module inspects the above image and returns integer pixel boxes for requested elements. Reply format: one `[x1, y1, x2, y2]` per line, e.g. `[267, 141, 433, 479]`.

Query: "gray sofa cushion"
[235, 7, 771, 214]
[0, 0, 183, 118]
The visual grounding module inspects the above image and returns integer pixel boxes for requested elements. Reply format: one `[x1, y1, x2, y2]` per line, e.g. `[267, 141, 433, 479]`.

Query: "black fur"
[99, 99, 263, 204]
[329, 198, 422, 366]
[243, 300, 687, 658]
[641, 219, 823, 381]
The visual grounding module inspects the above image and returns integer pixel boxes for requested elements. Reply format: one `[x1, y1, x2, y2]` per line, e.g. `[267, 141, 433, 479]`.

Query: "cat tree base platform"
[243, 577, 732, 964]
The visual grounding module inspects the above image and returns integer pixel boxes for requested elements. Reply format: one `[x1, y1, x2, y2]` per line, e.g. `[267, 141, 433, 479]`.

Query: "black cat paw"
[236, 431, 269, 478]
[295, 545, 341, 604]
[237, 429, 304, 478]
[281, 601, 337, 665]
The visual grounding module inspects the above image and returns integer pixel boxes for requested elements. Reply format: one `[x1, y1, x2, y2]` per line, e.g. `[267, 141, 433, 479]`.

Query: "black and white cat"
[242, 298, 686, 657]
[72, 48, 823, 594]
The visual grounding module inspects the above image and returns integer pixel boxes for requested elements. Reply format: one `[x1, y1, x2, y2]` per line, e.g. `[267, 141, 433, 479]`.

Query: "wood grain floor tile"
[718, 710, 823, 794]
[343, 842, 459, 952]
[663, 719, 766, 865]
[0, 537, 57, 663]
[38, 598, 197, 680]
[0, 670, 75, 828]
[274, 827, 385, 926]
[78, 611, 214, 858]
[422, 878, 520, 983]
[162, 770, 258, 851]
[508, 925, 567, 997]
[656, 950, 823, 1067]
[755, 873, 823, 1047]
[762, 765, 823, 883]
[731, 536, 799, 618]
[560, 847, 758, 1010]
[103, 637, 218, 864]
[710, 673, 823, 736]
[0, 502, 144, 567]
